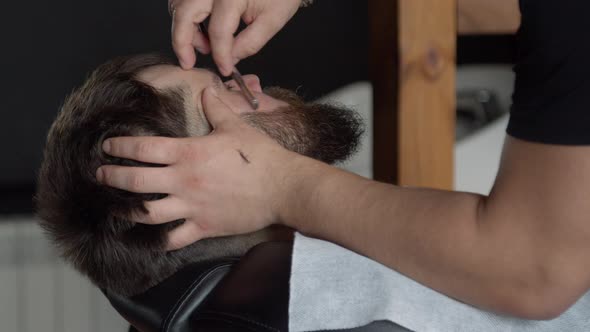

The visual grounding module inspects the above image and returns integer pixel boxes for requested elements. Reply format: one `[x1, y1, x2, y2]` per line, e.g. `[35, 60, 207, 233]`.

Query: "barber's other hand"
[169, 0, 303, 75]
[96, 87, 300, 250]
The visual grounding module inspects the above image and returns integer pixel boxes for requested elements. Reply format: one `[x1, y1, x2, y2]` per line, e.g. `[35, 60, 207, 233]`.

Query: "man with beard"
[35, 53, 364, 297]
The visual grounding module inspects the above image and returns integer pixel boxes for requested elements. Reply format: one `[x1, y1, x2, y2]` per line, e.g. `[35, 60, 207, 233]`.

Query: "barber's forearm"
[458, 0, 520, 35]
[280, 157, 551, 319]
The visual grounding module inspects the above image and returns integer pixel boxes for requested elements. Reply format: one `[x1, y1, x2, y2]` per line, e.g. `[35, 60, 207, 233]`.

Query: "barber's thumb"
[201, 87, 237, 128]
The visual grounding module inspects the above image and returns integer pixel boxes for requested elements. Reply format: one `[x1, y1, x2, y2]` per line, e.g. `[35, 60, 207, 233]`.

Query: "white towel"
[289, 233, 590, 332]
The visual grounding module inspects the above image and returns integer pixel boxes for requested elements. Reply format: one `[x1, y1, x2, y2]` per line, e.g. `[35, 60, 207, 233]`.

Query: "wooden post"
[370, 0, 456, 190]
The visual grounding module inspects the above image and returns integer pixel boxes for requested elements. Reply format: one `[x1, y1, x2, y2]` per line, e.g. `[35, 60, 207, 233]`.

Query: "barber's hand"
[96, 87, 300, 250]
[169, 0, 303, 75]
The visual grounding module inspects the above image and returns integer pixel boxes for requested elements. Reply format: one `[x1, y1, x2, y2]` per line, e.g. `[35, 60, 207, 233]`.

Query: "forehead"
[137, 64, 221, 90]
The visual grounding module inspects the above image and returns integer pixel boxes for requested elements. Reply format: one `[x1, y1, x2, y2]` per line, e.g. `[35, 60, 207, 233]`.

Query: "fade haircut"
[36, 54, 272, 296]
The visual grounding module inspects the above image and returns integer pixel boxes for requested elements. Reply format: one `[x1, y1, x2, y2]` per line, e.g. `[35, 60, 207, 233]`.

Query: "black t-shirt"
[507, 0, 590, 145]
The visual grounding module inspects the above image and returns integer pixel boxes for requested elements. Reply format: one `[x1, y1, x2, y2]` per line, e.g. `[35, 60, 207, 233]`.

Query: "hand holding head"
[98, 86, 296, 250]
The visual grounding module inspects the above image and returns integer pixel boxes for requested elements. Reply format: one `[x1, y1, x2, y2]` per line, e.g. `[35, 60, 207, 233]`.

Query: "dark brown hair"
[36, 54, 271, 296]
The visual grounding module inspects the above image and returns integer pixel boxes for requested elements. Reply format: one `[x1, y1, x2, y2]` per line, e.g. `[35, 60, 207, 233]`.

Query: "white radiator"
[0, 216, 128, 332]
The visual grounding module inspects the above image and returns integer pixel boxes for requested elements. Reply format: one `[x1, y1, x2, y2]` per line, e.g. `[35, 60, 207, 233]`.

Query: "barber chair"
[105, 241, 411, 332]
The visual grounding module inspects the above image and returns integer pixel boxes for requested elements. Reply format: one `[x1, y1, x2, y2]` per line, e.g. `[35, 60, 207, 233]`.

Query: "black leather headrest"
[104, 240, 412, 332]
[104, 241, 293, 332]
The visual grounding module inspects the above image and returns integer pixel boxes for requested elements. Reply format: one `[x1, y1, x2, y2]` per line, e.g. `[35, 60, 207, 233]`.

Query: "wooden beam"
[398, 0, 456, 189]
[370, 0, 456, 190]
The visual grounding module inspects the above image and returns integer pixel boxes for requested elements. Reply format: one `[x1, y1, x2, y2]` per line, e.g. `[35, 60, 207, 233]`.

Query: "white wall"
[0, 217, 128, 332]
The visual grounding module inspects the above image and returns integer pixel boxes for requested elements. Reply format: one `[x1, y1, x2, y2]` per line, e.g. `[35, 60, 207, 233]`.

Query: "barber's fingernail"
[102, 140, 111, 153]
[220, 66, 231, 77]
[96, 167, 104, 183]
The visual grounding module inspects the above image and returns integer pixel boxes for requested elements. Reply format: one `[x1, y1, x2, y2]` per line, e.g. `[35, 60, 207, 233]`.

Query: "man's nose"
[227, 74, 262, 93]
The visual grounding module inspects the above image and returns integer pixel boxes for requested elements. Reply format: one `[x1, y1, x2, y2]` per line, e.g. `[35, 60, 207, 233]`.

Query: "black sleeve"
[507, 0, 590, 145]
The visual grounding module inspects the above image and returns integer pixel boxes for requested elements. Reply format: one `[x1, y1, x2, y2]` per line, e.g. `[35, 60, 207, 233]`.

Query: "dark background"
[0, 0, 514, 214]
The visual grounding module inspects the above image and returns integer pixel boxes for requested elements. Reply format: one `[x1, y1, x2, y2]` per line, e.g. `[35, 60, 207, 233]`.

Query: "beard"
[240, 87, 365, 165]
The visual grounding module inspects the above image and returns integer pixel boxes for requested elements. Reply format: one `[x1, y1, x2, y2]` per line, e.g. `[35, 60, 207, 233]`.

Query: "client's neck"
[179, 225, 294, 264]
